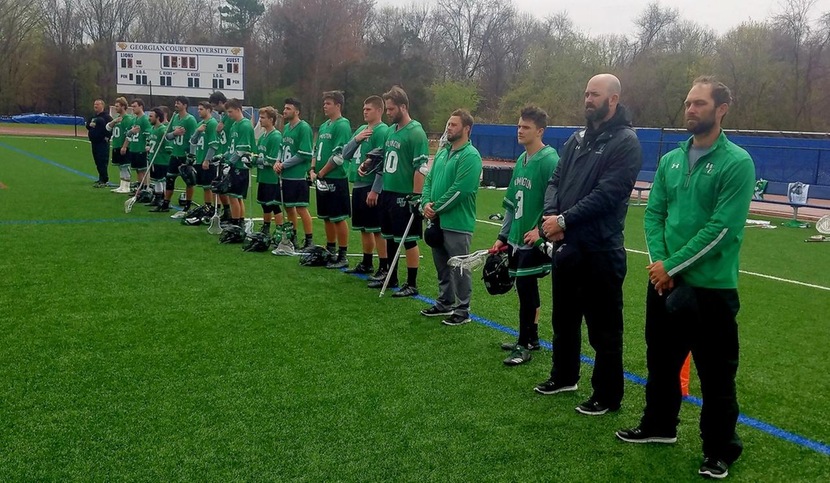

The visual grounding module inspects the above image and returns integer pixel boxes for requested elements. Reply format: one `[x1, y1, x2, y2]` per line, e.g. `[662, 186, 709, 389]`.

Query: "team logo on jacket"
[671, 162, 681, 169]
[705, 162, 714, 174]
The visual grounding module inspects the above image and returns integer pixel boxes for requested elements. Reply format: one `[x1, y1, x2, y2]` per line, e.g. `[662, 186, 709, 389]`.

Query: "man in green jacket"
[616, 76, 755, 480]
[421, 109, 482, 326]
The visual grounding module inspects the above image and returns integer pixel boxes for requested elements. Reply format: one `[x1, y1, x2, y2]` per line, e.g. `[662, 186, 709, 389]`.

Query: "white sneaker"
[170, 210, 188, 219]
[111, 181, 130, 193]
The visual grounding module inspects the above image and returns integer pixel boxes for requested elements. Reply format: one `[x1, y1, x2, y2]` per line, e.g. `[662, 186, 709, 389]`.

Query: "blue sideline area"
[0, 113, 84, 125]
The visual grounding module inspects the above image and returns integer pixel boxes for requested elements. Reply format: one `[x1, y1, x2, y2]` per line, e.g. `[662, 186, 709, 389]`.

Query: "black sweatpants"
[550, 247, 626, 406]
[91, 141, 109, 183]
[640, 282, 743, 464]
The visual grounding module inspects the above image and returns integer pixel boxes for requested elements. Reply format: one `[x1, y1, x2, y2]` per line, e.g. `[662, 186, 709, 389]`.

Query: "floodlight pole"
[72, 80, 77, 138]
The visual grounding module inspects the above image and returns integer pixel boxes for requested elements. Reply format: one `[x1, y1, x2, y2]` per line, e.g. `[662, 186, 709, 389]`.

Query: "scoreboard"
[115, 42, 245, 99]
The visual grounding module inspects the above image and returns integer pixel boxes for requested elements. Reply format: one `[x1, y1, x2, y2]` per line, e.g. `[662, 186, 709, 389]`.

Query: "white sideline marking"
[475, 219, 830, 292]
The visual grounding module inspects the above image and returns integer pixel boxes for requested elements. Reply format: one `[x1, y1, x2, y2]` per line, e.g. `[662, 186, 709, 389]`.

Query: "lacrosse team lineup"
[90, 73, 755, 480]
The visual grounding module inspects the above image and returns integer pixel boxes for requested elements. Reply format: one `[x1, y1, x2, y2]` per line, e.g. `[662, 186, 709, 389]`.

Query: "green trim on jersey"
[503, 146, 559, 246]
[169, 112, 198, 157]
[127, 114, 152, 153]
[229, 118, 256, 169]
[509, 264, 552, 278]
[147, 123, 172, 167]
[349, 123, 390, 184]
[315, 117, 352, 179]
[281, 120, 314, 180]
[110, 114, 133, 149]
[382, 119, 429, 193]
[257, 129, 282, 185]
[194, 118, 219, 163]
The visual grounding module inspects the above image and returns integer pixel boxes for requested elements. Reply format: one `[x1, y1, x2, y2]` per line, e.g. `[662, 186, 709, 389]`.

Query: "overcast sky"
[377, 0, 830, 37]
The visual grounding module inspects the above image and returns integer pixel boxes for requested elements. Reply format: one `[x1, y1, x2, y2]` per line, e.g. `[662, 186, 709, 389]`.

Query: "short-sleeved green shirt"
[314, 117, 352, 179]
[349, 123, 390, 184]
[127, 114, 152, 153]
[147, 123, 172, 168]
[257, 128, 283, 185]
[229, 118, 257, 169]
[382, 119, 429, 193]
[280, 120, 314, 180]
[194, 118, 220, 163]
[169, 112, 198, 157]
[110, 114, 134, 149]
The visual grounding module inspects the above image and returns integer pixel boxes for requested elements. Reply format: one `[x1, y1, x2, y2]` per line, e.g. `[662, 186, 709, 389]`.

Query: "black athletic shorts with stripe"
[351, 185, 381, 233]
[315, 178, 350, 222]
[380, 191, 422, 242]
[281, 179, 309, 207]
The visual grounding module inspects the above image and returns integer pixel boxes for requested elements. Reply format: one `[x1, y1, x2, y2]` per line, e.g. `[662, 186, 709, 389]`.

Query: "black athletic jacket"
[542, 104, 642, 252]
[86, 111, 112, 144]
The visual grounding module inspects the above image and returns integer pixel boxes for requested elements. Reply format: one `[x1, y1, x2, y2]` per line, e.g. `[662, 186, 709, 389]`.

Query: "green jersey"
[147, 123, 172, 167]
[216, 112, 235, 155]
[256, 128, 282, 185]
[110, 113, 133, 149]
[169, 112, 198, 157]
[503, 146, 560, 246]
[229, 118, 256, 169]
[421, 141, 482, 233]
[194, 118, 219, 163]
[382, 119, 429, 193]
[349, 123, 390, 184]
[281, 120, 314, 180]
[314, 117, 352, 179]
[127, 114, 152, 153]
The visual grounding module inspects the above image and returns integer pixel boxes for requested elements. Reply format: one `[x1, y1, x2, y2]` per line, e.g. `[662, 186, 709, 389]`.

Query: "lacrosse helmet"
[219, 225, 246, 244]
[482, 251, 514, 295]
[242, 232, 271, 252]
[424, 218, 443, 248]
[179, 164, 198, 186]
[361, 147, 384, 175]
[183, 215, 203, 226]
[299, 246, 329, 267]
[136, 188, 155, 204]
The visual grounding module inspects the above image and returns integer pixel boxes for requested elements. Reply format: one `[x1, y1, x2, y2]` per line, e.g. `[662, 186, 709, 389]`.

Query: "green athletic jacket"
[644, 131, 755, 289]
[421, 140, 482, 234]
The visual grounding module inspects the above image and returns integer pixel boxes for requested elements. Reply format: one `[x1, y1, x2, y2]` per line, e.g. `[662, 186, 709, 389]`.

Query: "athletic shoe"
[326, 254, 349, 270]
[420, 306, 453, 317]
[392, 283, 419, 298]
[259, 224, 271, 235]
[575, 398, 620, 416]
[93, 181, 108, 188]
[170, 210, 188, 219]
[298, 239, 315, 253]
[441, 314, 470, 326]
[503, 345, 532, 365]
[344, 263, 373, 274]
[500, 340, 541, 351]
[533, 378, 578, 395]
[368, 269, 388, 282]
[111, 185, 130, 194]
[149, 205, 170, 213]
[698, 457, 729, 479]
[615, 426, 677, 444]
[368, 278, 397, 289]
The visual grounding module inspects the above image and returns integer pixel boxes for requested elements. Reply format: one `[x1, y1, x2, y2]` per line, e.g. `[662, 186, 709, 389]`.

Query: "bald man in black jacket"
[87, 99, 113, 187]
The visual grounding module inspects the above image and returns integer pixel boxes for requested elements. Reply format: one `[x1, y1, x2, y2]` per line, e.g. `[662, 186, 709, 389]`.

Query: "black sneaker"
[503, 345, 532, 365]
[442, 313, 470, 326]
[420, 306, 453, 317]
[344, 263, 373, 274]
[298, 239, 314, 252]
[615, 426, 677, 444]
[698, 457, 729, 479]
[149, 205, 170, 213]
[575, 398, 620, 416]
[392, 283, 419, 298]
[368, 279, 397, 289]
[259, 224, 271, 235]
[326, 255, 349, 270]
[534, 378, 578, 395]
[500, 340, 541, 351]
[368, 269, 388, 281]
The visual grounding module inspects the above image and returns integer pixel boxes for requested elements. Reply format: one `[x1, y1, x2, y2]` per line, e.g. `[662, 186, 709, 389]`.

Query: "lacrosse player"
[313, 91, 353, 269]
[255, 106, 284, 234]
[491, 106, 559, 364]
[209, 91, 234, 225]
[274, 98, 315, 251]
[146, 107, 172, 210]
[162, 96, 198, 218]
[183, 101, 221, 222]
[362, 86, 429, 298]
[341, 96, 389, 275]
[224, 98, 256, 227]
[123, 99, 152, 193]
[107, 97, 134, 193]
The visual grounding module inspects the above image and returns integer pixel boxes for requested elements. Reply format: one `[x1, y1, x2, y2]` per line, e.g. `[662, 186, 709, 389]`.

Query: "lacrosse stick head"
[817, 215, 830, 235]
[124, 194, 137, 213]
[447, 249, 491, 273]
[207, 213, 223, 235]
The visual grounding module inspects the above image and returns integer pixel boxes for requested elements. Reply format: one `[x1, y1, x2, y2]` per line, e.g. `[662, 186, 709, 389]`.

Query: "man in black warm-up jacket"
[531, 74, 642, 415]
[87, 99, 113, 187]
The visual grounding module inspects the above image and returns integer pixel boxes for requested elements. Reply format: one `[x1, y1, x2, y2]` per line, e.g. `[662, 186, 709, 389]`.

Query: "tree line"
[1, 0, 829, 132]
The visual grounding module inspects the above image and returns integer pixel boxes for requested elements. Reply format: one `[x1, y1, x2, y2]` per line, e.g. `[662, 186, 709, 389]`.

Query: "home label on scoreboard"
[115, 42, 245, 99]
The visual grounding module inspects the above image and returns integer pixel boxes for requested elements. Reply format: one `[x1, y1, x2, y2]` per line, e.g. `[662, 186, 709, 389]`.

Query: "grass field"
[1, 134, 829, 481]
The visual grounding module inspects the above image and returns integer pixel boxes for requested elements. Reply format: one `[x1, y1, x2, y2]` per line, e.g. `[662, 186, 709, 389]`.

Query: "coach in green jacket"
[616, 77, 755, 480]
[421, 109, 483, 326]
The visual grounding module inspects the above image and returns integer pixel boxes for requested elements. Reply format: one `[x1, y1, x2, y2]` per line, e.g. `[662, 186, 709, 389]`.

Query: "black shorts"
[112, 148, 127, 166]
[508, 245, 552, 278]
[351, 185, 381, 233]
[315, 178, 350, 222]
[228, 167, 250, 199]
[197, 164, 217, 188]
[380, 191, 422, 242]
[167, 156, 187, 178]
[257, 182, 280, 206]
[281, 179, 309, 208]
[150, 164, 168, 182]
[127, 151, 147, 169]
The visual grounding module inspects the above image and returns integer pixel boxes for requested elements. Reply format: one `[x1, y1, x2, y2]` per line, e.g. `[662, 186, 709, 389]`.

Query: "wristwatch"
[557, 214, 566, 231]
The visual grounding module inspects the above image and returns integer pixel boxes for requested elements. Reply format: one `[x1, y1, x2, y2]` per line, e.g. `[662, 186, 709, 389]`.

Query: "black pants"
[91, 141, 109, 183]
[640, 282, 743, 463]
[550, 247, 626, 406]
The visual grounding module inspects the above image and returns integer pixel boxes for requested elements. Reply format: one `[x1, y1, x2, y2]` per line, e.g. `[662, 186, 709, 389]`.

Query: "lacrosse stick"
[448, 245, 508, 275]
[817, 214, 830, 235]
[125, 116, 174, 213]
[805, 235, 830, 243]
[379, 212, 416, 298]
[272, 173, 297, 256]
[207, 162, 223, 235]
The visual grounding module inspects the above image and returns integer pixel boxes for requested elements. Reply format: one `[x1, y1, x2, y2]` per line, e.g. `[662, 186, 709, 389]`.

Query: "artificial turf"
[1, 134, 828, 481]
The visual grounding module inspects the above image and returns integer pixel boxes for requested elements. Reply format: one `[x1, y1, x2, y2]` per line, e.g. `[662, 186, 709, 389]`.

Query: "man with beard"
[86, 99, 113, 187]
[107, 97, 134, 193]
[535, 74, 642, 417]
[164, 96, 198, 218]
[616, 77, 754, 480]
[420, 109, 482, 326]
[124, 99, 152, 194]
[274, 98, 315, 252]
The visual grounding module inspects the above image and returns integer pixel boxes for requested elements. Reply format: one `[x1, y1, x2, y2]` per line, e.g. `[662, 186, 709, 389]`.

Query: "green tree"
[427, 81, 481, 132]
[220, 0, 265, 43]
